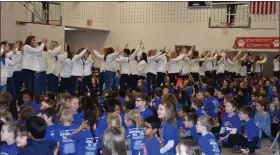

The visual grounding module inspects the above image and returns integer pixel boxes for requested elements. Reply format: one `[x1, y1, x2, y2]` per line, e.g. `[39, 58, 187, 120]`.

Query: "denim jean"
[104, 71, 116, 91]
[0, 85, 7, 93]
[35, 71, 47, 95]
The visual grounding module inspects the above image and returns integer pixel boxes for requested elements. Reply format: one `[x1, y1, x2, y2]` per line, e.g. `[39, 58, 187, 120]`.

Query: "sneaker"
[233, 145, 242, 153]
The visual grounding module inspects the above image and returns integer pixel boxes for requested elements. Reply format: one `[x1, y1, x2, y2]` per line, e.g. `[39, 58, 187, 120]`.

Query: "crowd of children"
[1, 36, 280, 155]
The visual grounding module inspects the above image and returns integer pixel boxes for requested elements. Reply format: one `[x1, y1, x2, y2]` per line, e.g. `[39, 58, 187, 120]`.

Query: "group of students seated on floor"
[0, 71, 280, 155]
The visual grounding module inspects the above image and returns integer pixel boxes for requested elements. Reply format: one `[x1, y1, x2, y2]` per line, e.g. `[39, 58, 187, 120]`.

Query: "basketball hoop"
[46, 20, 59, 27]
[220, 22, 231, 35]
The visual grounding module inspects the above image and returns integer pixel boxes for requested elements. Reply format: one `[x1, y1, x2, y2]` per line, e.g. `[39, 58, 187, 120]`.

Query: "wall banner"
[235, 37, 280, 49]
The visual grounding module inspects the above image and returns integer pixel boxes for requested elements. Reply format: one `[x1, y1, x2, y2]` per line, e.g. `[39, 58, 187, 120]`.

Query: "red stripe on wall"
[265, 1, 269, 14]
[261, 1, 264, 14]
[273, 2, 276, 14]
[256, 2, 260, 14]
[252, 2, 255, 14]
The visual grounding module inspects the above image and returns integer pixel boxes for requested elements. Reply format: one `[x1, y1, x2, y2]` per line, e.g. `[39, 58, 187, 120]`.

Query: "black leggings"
[190, 72, 199, 82]
[273, 71, 280, 79]
[120, 74, 129, 89]
[59, 77, 71, 94]
[147, 73, 156, 95]
[127, 74, 138, 89]
[168, 73, 178, 85]
[228, 134, 259, 153]
[99, 72, 104, 95]
[82, 75, 92, 92]
[205, 71, 212, 78]
[157, 72, 165, 87]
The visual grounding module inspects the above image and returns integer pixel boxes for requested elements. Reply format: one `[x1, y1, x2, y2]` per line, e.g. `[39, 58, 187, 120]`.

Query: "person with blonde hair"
[124, 109, 145, 155]
[196, 116, 220, 155]
[157, 101, 180, 154]
[107, 113, 123, 129]
[102, 126, 128, 155]
[0, 111, 13, 123]
[176, 139, 202, 155]
[54, 108, 79, 155]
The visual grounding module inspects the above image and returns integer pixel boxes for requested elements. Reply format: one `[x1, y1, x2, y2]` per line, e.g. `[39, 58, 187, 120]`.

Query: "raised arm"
[240, 53, 247, 61]
[205, 53, 217, 61]
[170, 53, 185, 62]
[130, 40, 142, 59]
[115, 56, 128, 63]
[93, 49, 104, 59]
[6, 57, 16, 66]
[149, 50, 162, 60]
[117, 42, 129, 55]
[5, 51, 14, 58]
[217, 56, 225, 64]
[256, 56, 267, 64]
[155, 53, 167, 61]
[72, 49, 87, 62]
[227, 58, 233, 65]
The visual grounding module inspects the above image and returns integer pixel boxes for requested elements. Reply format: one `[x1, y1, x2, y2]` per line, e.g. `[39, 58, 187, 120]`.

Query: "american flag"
[250, 1, 277, 14]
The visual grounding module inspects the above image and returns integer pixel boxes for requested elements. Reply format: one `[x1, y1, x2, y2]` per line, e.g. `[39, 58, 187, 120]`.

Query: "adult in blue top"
[21, 89, 41, 114]
[204, 87, 219, 118]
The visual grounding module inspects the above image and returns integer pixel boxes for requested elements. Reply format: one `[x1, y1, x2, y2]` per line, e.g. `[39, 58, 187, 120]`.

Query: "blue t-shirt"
[23, 101, 41, 114]
[96, 115, 108, 149]
[195, 108, 208, 117]
[0, 143, 19, 155]
[177, 118, 188, 137]
[221, 113, 242, 135]
[126, 125, 145, 155]
[203, 96, 219, 118]
[18, 140, 57, 155]
[138, 137, 160, 155]
[44, 124, 58, 140]
[254, 112, 271, 137]
[189, 124, 201, 141]
[272, 109, 280, 123]
[159, 123, 179, 153]
[244, 119, 262, 149]
[72, 129, 100, 155]
[120, 97, 125, 106]
[152, 97, 162, 110]
[73, 112, 84, 126]
[139, 107, 154, 120]
[199, 133, 220, 155]
[54, 125, 79, 155]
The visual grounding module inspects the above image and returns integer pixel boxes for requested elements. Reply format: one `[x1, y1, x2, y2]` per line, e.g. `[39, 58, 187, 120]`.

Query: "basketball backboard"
[208, 1, 251, 28]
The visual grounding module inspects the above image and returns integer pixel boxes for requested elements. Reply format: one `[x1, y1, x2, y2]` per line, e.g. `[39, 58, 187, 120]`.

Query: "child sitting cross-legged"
[228, 106, 262, 154]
